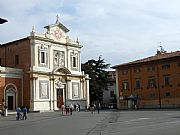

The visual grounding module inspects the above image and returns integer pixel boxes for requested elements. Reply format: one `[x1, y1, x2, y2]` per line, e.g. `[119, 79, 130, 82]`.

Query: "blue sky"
[1, 0, 180, 67]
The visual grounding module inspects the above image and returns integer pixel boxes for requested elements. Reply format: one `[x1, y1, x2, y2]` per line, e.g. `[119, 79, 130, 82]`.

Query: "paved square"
[1, 110, 180, 135]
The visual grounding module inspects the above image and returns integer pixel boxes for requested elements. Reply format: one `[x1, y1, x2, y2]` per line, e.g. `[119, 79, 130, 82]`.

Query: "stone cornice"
[28, 36, 82, 48]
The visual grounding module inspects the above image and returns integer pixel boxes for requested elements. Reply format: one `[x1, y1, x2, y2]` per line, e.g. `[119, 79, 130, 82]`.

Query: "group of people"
[73, 103, 81, 112]
[61, 103, 81, 116]
[86, 103, 101, 114]
[16, 106, 28, 120]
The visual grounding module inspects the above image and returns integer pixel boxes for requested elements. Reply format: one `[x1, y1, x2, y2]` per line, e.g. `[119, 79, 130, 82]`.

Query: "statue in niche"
[54, 51, 65, 68]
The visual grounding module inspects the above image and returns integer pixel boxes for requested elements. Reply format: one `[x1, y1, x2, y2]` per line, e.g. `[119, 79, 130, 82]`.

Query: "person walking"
[22, 106, 27, 120]
[61, 104, 65, 115]
[16, 107, 21, 120]
[74, 104, 76, 111]
[97, 103, 101, 114]
[90, 104, 94, 114]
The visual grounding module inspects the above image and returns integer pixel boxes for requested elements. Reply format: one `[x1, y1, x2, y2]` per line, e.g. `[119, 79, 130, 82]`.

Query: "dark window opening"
[134, 67, 141, 73]
[135, 80, 141, 89]
[110, 91, 114, 97]
[165, 92, 170, 97]
[147, 66, 155, 71]
[148, 78, 156, 88]
[15, 55, 19, 65]
[41, 52, 45, 63]
[164, 75, 170, 86]
[162, 64, 170, 69]
[72, 57, 76, 67]
[122, 81, 129, 90]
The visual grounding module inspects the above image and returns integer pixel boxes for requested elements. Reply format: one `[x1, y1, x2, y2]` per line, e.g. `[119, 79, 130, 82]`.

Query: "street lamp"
[0, 18, 8, 24]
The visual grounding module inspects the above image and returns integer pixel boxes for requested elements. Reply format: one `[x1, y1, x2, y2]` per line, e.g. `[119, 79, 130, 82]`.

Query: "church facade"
[0, 17, 90, 111]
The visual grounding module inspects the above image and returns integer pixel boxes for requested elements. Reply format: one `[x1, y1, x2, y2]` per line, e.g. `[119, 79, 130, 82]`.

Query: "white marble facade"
[29, 17, 90, 111]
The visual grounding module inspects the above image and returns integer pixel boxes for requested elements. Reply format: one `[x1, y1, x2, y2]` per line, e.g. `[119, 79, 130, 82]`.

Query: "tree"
[81, 56, 110, 104]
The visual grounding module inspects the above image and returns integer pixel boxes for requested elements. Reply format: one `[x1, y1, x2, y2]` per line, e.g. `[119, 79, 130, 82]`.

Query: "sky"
[1, 0, 180, 68]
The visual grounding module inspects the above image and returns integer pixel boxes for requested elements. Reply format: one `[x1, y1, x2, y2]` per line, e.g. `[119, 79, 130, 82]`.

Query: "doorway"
[57, 88, 63, 108]
[8, 96, 14, 110]
[6, 88, 16, 110]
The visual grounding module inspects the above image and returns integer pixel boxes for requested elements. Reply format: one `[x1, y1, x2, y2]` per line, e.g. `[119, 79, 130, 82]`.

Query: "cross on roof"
[56, 15, 60, 24]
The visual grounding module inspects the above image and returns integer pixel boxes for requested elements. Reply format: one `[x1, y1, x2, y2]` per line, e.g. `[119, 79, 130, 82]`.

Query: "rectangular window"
[41, 51, 45, 64]
[135, 80, 141, 89]
[134, 67, 141, 73]
[38, 46, 48, 67]
[72, 57, 76, 67]
[150, 93, 156, 98]
[148, 78, 156, 88]
[122, 70, 128, 75]
[147, 66, 155, 71]
[122, 81, 129, 90]
[70, 51, 78, 70]
[15, 55, 19, 65]
[162, 64, 170, 69]
[110, 91, 114, 97]
[165, 92, 170, 97]
[164, 75, 170, 86]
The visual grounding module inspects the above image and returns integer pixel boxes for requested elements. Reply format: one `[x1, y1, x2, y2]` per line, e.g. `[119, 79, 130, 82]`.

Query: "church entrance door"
[57, 88, 63, 108]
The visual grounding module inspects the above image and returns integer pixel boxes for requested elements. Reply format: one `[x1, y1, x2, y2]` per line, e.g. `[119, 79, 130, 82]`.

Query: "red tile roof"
[112, 51, 180, 68]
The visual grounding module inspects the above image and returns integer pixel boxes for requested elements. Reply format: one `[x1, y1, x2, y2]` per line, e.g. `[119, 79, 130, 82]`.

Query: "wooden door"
[57, 88, 63, 108]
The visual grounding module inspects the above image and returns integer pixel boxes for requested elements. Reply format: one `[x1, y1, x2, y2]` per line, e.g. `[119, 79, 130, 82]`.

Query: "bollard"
[4, 106, 8, 117]
[4, 108, 8, 117]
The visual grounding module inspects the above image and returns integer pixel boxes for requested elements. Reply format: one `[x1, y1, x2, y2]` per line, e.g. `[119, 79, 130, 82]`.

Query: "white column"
[80, 80, 84, 99]
[53, 79, 58, 110]
[49, 78, 54, 110]
[30, 77, 37, 111]
[67, 80, 71, 99]
[85, 74, 90, 106]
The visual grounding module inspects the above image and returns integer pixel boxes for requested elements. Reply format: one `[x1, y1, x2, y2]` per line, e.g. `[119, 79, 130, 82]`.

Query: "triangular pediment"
[30, 16, 80, 46]
[44, 22, 69, 33]
[43, 16, 70, 41]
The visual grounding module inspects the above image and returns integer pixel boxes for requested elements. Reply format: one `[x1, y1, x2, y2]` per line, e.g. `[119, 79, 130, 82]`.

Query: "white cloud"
[1, 0, 180, 66]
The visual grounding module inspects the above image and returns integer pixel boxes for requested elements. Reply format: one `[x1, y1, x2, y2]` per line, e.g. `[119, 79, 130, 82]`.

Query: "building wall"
[0, 39, 31, 108]
[116, 57, 180, 109]
[0, 67, 23, 110]
[28, 25, 89, 111]
[103, 71, 116, 108]
[0, 19, 90, 111]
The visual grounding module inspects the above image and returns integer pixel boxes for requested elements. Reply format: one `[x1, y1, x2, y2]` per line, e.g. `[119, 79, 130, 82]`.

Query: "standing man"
[16, 107, 21, 120]
[97, 102, 101, 114]
[22, 106, 27, 120]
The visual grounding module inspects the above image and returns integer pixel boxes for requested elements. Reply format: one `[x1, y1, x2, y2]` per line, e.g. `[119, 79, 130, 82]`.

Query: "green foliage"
[81, 56, 110, 103]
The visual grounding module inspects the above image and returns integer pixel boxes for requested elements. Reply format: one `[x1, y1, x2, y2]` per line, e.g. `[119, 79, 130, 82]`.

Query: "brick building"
[0, 17, 90, 111]
[0, 67, 23, 111]
[112, 48, 180, 109]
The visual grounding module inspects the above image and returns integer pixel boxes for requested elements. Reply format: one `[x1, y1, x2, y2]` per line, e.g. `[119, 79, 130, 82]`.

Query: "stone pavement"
[2, 110, 180, 135]
[0, 110, 114, 135]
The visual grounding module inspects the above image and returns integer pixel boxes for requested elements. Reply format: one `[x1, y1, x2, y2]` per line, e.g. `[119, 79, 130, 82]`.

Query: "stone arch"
[52, 67, 71, 75]
[4, 83, 18, 110]
[52, 67, 70, 109]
